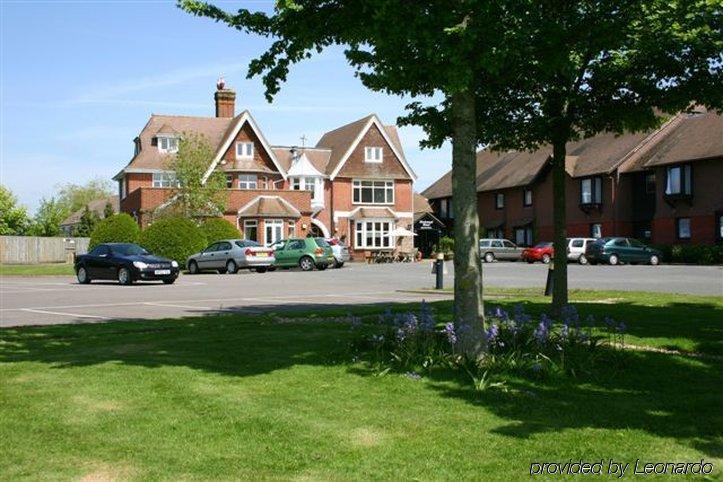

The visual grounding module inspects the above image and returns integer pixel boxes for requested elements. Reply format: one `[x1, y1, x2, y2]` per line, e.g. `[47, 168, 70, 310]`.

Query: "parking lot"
[1, 261, 721, 327]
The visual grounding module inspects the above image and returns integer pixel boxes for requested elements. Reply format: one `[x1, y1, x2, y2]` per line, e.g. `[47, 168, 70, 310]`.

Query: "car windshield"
[534, 243, 552, 248]
[112, 244, 148, 256]
[314, 237, 330, 247]
[235, 240, 260, 248]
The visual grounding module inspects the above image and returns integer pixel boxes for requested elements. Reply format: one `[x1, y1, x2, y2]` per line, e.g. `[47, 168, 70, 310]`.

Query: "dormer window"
[665, 164, 692, 196]
[158, 136, 178, 153]
[364, 146, 383, 163]
[236, 142, 254, 159]
[580, 177, 602, 205]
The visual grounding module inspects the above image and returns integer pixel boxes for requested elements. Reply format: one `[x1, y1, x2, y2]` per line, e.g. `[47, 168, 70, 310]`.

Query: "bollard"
[544, 261, 554, 296]
[435, 252, 444, 290]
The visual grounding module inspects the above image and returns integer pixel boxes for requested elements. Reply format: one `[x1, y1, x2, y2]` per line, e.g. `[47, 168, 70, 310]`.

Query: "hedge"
[199, 218, 240, 243]
[139, 217, 207, 264]
[89, 213, 140, 249]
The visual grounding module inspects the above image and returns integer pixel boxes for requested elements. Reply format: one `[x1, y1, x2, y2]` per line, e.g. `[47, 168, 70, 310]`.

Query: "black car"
[74, 243, 179, 285]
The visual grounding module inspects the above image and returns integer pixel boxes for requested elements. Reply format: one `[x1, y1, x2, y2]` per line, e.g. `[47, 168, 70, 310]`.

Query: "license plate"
[155, 269, 171, 275]
[256, 252, 268, 257]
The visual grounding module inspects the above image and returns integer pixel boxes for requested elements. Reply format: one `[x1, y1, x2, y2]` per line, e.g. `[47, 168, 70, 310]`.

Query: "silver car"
[186, 239, 275, 274]
[479, 238, 524, 262]
[323, 238, 350, 268]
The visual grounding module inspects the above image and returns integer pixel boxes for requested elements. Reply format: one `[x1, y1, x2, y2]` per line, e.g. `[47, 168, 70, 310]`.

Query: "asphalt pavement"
[0, 261, 720, 327]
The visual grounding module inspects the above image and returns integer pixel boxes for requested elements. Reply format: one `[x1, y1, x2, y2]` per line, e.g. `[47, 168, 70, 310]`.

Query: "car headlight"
[133, 261, 148, 269]
[171, 260, 178, 268]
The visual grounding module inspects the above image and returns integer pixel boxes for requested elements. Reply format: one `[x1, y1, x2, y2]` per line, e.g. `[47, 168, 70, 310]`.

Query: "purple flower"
[617, 321, 627, 333]
[494, 306, 509, 321]
[561, 305, 579, 324]
[486, 323, 500, 344]
[418, 300, 436, 332]
[604, 316, 616, 329]
[533, 321, 548, 344]
[396, 328, 407, 342]
[532, 362, 542, 373]
[540, 313, 553, 329]
[442, 322, 457, 345]
[560, 323, 570, 340]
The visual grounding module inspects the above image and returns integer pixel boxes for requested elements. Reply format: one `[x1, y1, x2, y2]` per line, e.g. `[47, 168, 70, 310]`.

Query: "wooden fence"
[0, 236, 90, 264]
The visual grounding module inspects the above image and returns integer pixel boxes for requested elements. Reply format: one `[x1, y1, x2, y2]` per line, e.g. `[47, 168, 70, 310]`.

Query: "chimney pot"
[214, 83, 236, 118]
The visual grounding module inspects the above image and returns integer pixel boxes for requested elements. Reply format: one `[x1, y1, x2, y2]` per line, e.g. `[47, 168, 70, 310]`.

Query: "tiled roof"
[351, 207, 397, 219]
[315, 115, 375, 175]
[237, 196, 301, 218]
[413, 192, 433, 214]
[272, 147, 332, 175]
[422, 110, 723, 200]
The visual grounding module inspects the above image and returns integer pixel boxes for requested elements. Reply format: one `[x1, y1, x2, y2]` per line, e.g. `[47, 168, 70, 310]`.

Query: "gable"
[335, 123, 412, 180]
[218, 122, 280, 174]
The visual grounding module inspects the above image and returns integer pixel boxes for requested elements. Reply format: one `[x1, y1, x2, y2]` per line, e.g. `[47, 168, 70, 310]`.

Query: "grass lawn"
[1, 291, 721, 479]
[0, 263, 74, 276]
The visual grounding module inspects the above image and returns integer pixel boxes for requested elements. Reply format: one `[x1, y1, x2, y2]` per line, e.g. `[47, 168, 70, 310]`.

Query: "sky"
[0, 0, 451, 213]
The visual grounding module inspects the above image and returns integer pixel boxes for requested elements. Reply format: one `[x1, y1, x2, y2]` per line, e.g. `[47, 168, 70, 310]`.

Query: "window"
[238, 174, 258, 189]
[523, 188, 533, 207]
[89, 245, 110, 257]
[613, 238, 629, 247]
[590, 223, 602, 239]
[645, 173, 656, 194]
[225, 174, 234, 189]
[243, 220, 258, 242]
[581, 177, 602, 204]
[495, 193, 505, 209]
[355, 220, 393, 249]
[264, 219, 284, 245]
[288, 221, 296, 238]
[439, 199, 448, 218]
[676, 218, 691, 239]
[152, 172, 178, 188]
[514, 227, 532, 246]
[236, 142, 254, 159]
[158, 136, 178, 153]
[488, 228, 505, 239]
[287, 240, 305, 249]
[118, 179, 126, 200]
[570, 239, 584, 248]
[447, 198, 454, 219]
[352, 180, 394, 204]
[629, 238, 645, 248]
[364, 146, 383, 163]
[665, 165, 692, 195]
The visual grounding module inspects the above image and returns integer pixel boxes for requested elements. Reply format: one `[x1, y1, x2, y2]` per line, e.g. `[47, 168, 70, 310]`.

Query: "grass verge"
[0, 263, 75, 276]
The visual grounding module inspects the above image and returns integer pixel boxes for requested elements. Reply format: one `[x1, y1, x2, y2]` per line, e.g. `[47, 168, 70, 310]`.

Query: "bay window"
[352, 180, 394, 204]
[355, 220, 393, 249]
[238, 174, 258, 189]
[665, 164, 692, 196]
[580, 177, 602, 204]
[152, 172, 178, 188]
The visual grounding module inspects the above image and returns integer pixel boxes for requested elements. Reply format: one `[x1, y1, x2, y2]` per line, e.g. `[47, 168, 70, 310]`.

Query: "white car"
[323, 238, 350, 268]
[567, 237, 596, 265]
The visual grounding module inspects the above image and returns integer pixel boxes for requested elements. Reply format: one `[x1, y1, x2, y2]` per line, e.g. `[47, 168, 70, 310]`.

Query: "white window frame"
[666, 165, 692, 195]
[157, 136, 179, 153]
[355, 219, 394, 249]
[152, 172, 178, 188]
[364, 146, 383, 163]
[523, 188, 533, 207]
[352, 180, 394, 205]
[495, 193, 505, 209]
[236, 142, 254, 160]
[119, 178, 127, 200]
[243, 220, 258, 242]
[676, 218, 691, 239]
[238, 174, 258, 190]
[264, 219, 284, 245]
[590, 223, 603, 239]
[288, 221, 296, 238]
[581, 177, 602, 204]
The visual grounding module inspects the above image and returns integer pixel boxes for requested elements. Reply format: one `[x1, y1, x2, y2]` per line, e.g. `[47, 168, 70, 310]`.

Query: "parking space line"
[143, 302, 214, 310]
[20, 308, 110, 320]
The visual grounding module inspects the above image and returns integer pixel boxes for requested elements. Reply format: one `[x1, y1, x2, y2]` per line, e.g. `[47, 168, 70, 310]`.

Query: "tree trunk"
[450, 89, 485, 357]
[551, 138, 569, 315]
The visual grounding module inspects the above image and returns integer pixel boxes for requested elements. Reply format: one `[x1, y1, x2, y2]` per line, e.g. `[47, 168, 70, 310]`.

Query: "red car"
[522, 242, 554, 264]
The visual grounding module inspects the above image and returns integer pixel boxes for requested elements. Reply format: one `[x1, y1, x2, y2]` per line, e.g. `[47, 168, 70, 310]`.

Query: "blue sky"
[0, 0, 451, 213]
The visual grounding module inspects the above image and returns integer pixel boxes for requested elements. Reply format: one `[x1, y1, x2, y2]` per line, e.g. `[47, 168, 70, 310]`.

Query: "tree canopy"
[0, 185, 31, 235]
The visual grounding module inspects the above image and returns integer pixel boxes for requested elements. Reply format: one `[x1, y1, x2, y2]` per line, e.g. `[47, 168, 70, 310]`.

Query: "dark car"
[75, 243, 180, 285]
[585, 237, 662, 266]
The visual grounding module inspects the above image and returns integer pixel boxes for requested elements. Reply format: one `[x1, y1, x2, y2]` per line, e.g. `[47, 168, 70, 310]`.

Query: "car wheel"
[162, 278, 175, 285]
[526, 260, 534, 264]
[188, 261, 199, 274]
[316, 264, 328, 271]
[118, 267, 133, 285]
[335, 261, 344, 269]
[226, 260, 238, 274]
[76, 266, 91, 284]
[589, 260, 598, 266]
[217, 268, 228, 274]
[267, 266, 277, 272]
[484, 252, 495, 263]
[255, 267, 268, 273]
[608, 254, 619, 266]
[649, 254, 660, 266]
[299, 256, 314, 271]
[578, 254, 588, 265]
[542, 254, 551, 264]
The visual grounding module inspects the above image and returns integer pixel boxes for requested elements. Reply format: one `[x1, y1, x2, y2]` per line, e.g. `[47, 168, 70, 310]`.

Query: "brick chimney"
[214, 77, 235, 118]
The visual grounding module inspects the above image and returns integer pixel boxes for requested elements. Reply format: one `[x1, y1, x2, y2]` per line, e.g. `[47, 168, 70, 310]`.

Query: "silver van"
[479, 239, 524, 262]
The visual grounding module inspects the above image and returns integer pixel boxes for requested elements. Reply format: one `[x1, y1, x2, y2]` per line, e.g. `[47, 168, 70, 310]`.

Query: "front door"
[265, 219, 284, 246]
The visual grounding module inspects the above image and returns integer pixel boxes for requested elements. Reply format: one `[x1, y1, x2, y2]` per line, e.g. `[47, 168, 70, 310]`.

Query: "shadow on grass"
[1, 299, 721, 458]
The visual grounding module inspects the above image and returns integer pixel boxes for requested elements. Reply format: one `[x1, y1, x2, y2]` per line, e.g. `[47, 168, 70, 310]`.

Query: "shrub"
[89, 213, 140, 249]
[139, 216, 207, 263]
[654, 244, 722, 265]
[199, 217, 240, 243]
